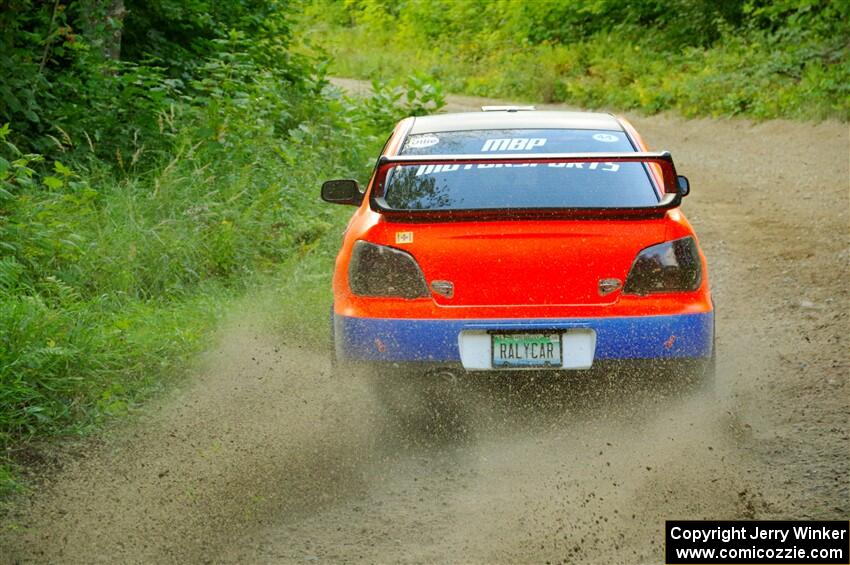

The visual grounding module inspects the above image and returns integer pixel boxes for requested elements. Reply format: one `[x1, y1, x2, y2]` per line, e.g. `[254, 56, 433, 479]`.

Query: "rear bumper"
[334, 311, 714, 366]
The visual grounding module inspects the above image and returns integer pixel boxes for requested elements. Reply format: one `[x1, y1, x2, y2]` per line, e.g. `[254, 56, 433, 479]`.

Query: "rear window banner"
[413, 162, 621, 176]
[401, 129, 631, 155]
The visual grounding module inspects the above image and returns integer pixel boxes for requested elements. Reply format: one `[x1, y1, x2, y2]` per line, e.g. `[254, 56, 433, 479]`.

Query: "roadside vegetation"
[300, 0, 849, 121]
[0, 0, 443, 497]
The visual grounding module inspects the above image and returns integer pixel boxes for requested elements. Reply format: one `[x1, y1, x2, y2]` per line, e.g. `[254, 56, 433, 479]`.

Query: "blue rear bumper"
[334, 312, 713, 364]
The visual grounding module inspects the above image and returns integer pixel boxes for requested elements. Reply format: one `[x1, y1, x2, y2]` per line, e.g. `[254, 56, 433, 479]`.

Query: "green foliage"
[364, 73, 445, 130]
[301, 0, 849, 121]
[0, 0, 318, 162]
[0, 0, 445, 496]
[0, 77, 392, 460]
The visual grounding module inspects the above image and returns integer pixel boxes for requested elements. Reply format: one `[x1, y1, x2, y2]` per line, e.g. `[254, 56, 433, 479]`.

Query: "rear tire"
[372, 368, 467, 439]
[696, 322, 717, 392]
[669, 312, 716, 394]
[672, 340, 716, 394]
[703, 340, 717, 391]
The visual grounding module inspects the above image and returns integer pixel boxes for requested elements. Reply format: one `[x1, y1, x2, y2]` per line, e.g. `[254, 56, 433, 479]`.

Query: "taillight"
[348, 241, 429, 298]
[623, 236, 702, 295]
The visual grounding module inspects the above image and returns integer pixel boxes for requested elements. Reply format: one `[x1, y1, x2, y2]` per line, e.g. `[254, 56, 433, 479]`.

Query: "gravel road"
[1, 80, 847, 564]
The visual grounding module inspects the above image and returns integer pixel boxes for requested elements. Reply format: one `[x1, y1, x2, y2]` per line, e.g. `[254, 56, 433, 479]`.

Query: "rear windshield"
[384, 129, 659, 210]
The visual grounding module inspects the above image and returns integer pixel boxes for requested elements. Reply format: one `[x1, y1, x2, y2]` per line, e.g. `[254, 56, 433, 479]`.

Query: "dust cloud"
[1, 85, 847, 564]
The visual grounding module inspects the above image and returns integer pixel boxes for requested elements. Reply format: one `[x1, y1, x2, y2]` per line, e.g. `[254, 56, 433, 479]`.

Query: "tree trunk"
[80, 0, 127, 61]
[104, 0, 125, 60]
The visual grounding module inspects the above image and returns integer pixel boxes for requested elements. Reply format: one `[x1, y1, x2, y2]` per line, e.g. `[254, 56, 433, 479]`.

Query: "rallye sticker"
[414, 162, 621, 176]
[593, 133, 620, 143]
[406, 135, 440, 149]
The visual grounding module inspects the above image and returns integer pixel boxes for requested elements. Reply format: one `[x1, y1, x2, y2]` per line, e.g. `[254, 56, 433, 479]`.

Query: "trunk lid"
[395, 219, 666, 307]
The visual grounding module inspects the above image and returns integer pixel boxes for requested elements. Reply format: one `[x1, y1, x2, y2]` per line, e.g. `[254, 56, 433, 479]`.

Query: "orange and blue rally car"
[322, 108, 714, 386]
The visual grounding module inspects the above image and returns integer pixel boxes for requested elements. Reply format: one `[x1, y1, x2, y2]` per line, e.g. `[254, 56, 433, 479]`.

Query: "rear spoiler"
[371, 152, 688, 220]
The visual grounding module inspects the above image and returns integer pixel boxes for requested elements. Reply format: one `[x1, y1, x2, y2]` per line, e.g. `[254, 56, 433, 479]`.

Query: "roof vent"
[481, 105, 536, 112]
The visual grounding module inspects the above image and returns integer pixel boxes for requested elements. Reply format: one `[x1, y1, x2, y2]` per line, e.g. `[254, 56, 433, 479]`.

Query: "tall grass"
[299, 0, 849, 121]
[0, 65, 444, 496]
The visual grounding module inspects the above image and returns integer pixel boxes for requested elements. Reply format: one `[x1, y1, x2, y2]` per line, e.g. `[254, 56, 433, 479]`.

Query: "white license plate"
[491, 332, 562, 369]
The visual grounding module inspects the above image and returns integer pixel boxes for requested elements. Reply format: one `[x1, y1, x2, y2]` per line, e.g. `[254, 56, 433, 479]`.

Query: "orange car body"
[326, 110, 713, 373]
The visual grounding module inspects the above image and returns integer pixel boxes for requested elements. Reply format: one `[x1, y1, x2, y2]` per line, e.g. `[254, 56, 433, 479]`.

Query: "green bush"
[0, 0, 446, 496]
[0, 80, 376, 467]
[300, 0, 849, 121]
[0, 1, 328, 162]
